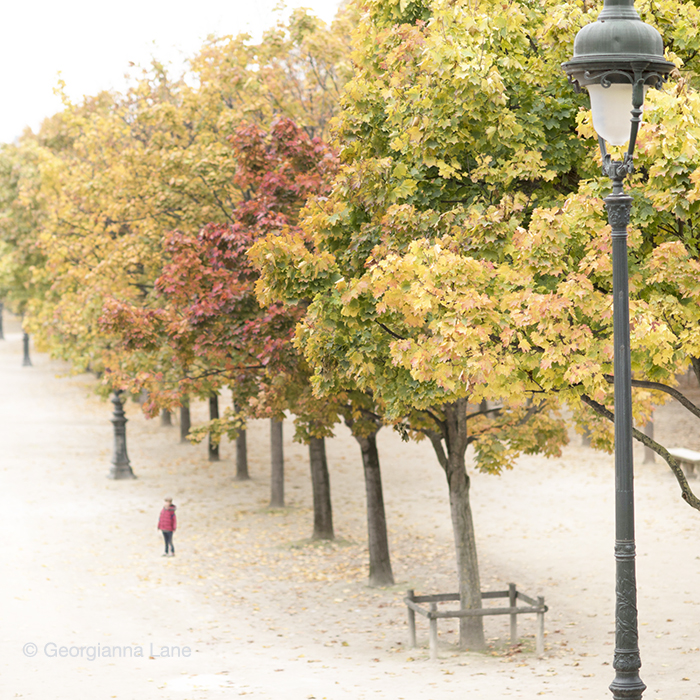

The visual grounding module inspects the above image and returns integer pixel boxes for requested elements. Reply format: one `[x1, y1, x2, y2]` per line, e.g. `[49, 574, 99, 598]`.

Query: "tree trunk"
[234, 401, 249, 480]
[22, 332, 31, 367]
[446, 458, 484, 649]
[208, 394, 220, 462]
[692, 357, 700, 386]
[428, 399, 485, 650]
[180, 400, 191, 443]
[270, 418, 284, 507]
[160, 408, 172, 427]
[355, 430, 394, 586]
[643, 416, 655, 464]
[309, 436, 334, 540]
[582, 426, 592, 447]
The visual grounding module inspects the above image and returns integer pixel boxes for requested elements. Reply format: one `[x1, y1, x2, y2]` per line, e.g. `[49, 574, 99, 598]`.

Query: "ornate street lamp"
[107, 390, 137, 479]
[562, 2, 673, 699]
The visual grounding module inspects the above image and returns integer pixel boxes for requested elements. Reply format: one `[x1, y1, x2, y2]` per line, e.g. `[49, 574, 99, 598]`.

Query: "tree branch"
[184, 364, 266, 382]
[465, 406, 502, 420]
[603, 374, 700, 421]
[375, 320, 406, 340]
[580, 393, 700, 511]
[515, 399, 546, 427]
[422, 407, 447, 435]
[426, 430, 448, 473]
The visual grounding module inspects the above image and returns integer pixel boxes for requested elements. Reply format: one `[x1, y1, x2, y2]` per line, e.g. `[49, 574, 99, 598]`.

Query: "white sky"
[0, 0, 342, 144]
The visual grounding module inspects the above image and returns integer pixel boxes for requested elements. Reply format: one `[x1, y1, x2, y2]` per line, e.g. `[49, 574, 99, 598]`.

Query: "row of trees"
[3, 0, 700, 649]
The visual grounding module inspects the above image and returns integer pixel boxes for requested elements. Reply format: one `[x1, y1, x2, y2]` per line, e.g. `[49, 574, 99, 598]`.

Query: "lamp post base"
[610, 671, 646, 700]
[107, 464, 137, 480]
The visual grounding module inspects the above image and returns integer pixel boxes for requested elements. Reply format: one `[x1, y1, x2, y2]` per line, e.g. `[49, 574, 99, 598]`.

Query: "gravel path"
[1, 311, 699, 699]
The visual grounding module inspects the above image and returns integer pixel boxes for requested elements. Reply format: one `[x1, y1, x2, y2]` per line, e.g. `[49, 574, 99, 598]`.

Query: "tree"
[474, 0, 700, 510]
[342, 398, 394, 586]
[100, 118, 345, 542]
[513, 82, 700, 509]
[253, 0, 593, 648]
[0, 139, 49, 326]
[22, 5, 355, 384]
[191, 6, 357, 142]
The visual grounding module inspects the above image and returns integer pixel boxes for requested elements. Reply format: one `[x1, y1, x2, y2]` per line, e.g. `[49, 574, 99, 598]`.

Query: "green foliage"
[255, 0, 596, 471]
[256, 0, 700, 472]
[3, 7, 353, 398]
[0, 139, 49, 317]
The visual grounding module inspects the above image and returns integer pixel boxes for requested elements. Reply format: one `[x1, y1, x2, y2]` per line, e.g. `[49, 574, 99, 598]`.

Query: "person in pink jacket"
[158, 498, 177, 556]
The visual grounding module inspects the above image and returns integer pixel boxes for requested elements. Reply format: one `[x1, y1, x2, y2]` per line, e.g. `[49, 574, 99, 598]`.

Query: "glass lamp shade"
[586, 83, 636, 146]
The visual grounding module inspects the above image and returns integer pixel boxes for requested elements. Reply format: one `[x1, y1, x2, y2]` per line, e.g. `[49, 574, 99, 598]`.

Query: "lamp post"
[562, 3, 673, 699]
[107, 390, 137, 479]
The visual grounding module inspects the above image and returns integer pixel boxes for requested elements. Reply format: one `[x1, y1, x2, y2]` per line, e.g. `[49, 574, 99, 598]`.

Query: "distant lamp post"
[562, 2, 673, 699]
[108, 390, 136, 479]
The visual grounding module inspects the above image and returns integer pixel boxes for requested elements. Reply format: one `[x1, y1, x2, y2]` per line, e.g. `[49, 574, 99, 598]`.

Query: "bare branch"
[604, 374, 700, 421]
[581, 393, 700, 511]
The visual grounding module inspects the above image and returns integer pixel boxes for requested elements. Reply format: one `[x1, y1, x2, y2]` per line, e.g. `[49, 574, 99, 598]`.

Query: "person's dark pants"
[162, 530, 174, 554]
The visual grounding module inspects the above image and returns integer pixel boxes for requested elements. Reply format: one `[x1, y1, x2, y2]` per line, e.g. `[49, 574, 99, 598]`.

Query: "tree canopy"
[255, 0, 700, 499]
